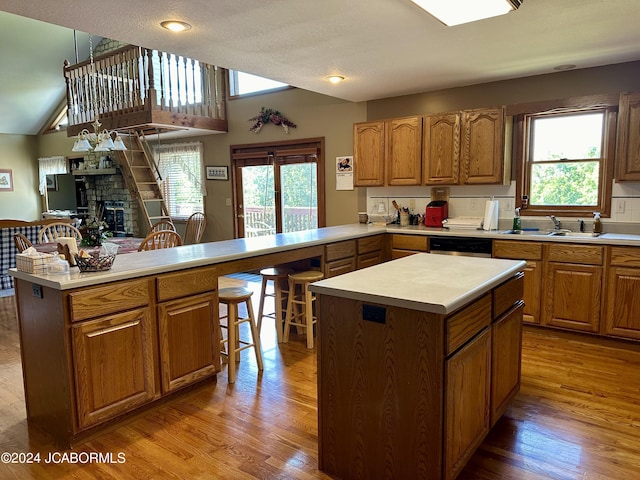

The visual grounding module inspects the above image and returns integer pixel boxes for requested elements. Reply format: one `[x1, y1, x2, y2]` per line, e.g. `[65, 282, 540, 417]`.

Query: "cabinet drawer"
[610, 246, 640, 267]
[546, 243, 603, 265]
[446, 293, 492, 356]
[157, 266, 218, 302]
[69, 279, 150, 322]
[493, 240, 542, 261]
[357, 235, 383, 254]
[492, 273, 524, 320]
[391, 234, 428, 252]
[325, 257, 356, 278]
[357, 250, 384, 270]
[325, 240, 357, 262]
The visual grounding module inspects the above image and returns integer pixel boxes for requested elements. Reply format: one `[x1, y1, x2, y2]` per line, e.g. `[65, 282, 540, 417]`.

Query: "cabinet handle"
[87, 320, 140, 337]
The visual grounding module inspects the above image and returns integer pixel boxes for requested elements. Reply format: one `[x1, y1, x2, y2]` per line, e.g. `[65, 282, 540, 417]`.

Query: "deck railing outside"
[64, 45, 226, 129]
[244, 207, 318, 237]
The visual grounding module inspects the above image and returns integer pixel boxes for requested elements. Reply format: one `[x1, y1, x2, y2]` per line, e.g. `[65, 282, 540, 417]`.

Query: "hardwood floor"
[1, 286, 640, 479]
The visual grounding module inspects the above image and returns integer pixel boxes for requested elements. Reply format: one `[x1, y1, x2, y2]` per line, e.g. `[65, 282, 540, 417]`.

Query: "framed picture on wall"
[0, 169, 13, 191]
[206, 165, 229, 180]
[46, 174, 58, 191]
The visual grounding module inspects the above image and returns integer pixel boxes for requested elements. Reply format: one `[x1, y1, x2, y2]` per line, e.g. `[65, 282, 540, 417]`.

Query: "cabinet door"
[460, 108, 505, 185]
[491, 302, 523, 426]
[423, 112, 460, 185]
[386, 116, 423, 185]
[605, 266, 640, 339]
[353, 121, 385, 186]
[522, 261, 541, 325]
[325, 257, 357, 278]
[445, 328, 491, 480]
[157, 292, 219, 393]
[543, 263, 602, 333]
[616, 91, 640, 181]
[72, 307, 156, 429]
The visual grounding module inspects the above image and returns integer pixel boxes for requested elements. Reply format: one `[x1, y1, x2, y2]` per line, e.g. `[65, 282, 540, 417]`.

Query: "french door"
[231, 139, 325, 238]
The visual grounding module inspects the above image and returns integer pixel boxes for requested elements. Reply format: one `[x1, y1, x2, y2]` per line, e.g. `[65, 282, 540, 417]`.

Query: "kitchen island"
[310, 253, 526, 480]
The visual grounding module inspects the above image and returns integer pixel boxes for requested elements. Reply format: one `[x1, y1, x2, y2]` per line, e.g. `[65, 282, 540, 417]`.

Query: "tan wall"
[0, 134, 40, 220]
[366, 61, 640, 119]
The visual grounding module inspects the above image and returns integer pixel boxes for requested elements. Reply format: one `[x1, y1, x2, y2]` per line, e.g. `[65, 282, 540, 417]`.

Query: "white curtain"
[38, 156, 67, 195]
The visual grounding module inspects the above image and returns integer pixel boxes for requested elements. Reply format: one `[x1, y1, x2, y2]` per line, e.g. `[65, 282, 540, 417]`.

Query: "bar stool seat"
[283, 270, 324, 349]
[257, 267, 293, 343]
[218, 286, 264, 384]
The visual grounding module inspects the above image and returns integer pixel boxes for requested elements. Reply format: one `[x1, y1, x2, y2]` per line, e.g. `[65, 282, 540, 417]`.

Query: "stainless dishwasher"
[428, 236, 492, 258]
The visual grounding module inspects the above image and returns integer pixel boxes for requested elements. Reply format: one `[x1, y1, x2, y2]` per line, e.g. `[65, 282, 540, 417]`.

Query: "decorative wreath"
[248, 107, 297, 133]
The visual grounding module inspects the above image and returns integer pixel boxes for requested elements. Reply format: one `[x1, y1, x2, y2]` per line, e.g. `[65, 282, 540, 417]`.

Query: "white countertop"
[310, 253, 526, 315]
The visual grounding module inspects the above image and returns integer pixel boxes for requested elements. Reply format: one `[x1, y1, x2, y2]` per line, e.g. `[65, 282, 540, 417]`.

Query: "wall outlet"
[409, 199, 416, 210]
[616, 199, 626, 214]
[470, 199, 478, 211]
[225, 198, 232, 207]
[32, 284, 43, 299]
[504, 199, 513, 212]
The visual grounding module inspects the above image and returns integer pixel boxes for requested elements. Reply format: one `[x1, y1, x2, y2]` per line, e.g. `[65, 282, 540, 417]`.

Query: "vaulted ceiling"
[2, 0, 640, 136]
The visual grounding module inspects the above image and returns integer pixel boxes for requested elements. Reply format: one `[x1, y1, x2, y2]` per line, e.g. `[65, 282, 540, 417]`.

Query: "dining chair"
[151, 219, 176, 232]
[137, 230, 183, 251]
[38, 222, 83, 243]
[183, 212, 206, 244]
[13, 233, 33, 252]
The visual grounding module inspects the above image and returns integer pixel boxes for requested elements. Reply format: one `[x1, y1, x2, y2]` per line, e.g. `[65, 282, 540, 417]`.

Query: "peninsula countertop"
[310, 253, 526, 314]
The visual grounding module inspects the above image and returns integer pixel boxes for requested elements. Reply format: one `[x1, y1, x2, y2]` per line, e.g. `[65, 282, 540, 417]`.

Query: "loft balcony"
[64, 45, 228, 138]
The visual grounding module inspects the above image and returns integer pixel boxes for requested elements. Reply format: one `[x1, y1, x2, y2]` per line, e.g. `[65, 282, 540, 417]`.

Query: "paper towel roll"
[57, 237, 78, 265]
[482, 200, 499, 231]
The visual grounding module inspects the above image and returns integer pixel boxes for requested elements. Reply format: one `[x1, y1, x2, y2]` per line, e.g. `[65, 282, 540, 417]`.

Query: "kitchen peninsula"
[310, 254, 526, 480]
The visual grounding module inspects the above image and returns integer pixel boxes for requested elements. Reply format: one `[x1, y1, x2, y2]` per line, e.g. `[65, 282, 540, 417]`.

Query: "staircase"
[116, 131, 171, 232]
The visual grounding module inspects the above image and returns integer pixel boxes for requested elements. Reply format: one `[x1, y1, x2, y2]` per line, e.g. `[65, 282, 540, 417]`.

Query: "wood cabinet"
[324, 240, 357, 278]
[390, 233, 428, 259]
[542, 243, 603, 333]
[615, 91, 640, 181]
[356, 234, 385, 269]
[604, 247, 640, 339]
[353, 121, 385, 186]
[460, 108, 506, 185]
[386, 116, 423, 185]
[71, 307, 156, 429]
[493, 240, 543, 324]
[423, 112, 461, 184]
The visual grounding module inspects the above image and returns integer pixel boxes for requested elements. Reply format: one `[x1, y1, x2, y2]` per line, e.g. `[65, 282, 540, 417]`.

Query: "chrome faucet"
[549, 215, 562, 230]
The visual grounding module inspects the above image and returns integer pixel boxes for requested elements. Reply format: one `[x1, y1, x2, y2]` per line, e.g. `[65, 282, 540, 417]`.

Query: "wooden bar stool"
[257, 267, 293, 343]
[283, 270, 324, 349]
[218, 287, 264, 384]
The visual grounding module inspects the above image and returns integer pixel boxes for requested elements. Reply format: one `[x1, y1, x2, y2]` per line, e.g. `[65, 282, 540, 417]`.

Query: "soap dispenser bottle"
[593, 212, 602, 236]
[512, 207, 522, 231]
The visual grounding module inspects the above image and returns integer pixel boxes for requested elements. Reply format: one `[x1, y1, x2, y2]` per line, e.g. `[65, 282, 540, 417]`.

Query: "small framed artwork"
[46, 174, 58, 191]
[0, 169, 13, 191]
[206, 165, 229, 181]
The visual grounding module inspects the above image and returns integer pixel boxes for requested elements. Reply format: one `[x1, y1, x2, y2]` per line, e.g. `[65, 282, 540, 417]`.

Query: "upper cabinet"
[616, 91, 640, 182]
[353, 121, 385, 186]
[460, 108, 507, 185]
[355, 108, 508, 187]
[386, 116, 423, 186]
[423, 112, 461, 185]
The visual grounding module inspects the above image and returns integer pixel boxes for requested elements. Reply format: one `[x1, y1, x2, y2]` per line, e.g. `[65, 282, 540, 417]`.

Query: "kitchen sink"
[499, 229, 599, 238]
[499, 229, 550, 236]
[546, 231, 599, 238]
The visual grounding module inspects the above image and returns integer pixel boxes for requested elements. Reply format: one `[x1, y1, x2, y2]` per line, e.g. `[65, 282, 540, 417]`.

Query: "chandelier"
[71, 34, 127, 153]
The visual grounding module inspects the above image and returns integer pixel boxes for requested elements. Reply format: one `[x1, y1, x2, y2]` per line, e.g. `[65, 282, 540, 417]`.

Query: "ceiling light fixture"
[71, 35, 126, 153]
[160, 20, 192, 32]
[327, 75, 345, 84]
[410, 0, 523, 26]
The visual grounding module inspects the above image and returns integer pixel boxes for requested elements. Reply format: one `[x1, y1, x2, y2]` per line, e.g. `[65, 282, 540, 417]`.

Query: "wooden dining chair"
[183, 212, 206, 244]
[13, 233, 33, 252]
[137, 230, 183, 251]
[38, 222, 83, 243]
[151, 219, 176, 232]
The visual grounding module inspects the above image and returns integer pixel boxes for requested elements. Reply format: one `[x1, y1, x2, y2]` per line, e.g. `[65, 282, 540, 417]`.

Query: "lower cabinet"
[605, 247, 640, 339]
[324, 240, 357, 278]
[157, 292, 219, 393]
[71, 307, 156, 429]
[390, 233, 428, 259]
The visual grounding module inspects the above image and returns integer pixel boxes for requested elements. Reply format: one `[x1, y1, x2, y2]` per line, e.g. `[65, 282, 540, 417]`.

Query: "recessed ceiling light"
[410, 0, 522, 26]
[160, 20, 192, 32]
[553, 64, 577, 71]
[327, 75, 345, 84]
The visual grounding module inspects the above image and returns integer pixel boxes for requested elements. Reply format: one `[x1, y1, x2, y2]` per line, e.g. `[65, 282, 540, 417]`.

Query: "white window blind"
[153, 142, 204, 219]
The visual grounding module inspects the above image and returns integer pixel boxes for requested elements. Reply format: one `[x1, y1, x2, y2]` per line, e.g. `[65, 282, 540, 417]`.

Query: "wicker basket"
[74, 253, 115, 272]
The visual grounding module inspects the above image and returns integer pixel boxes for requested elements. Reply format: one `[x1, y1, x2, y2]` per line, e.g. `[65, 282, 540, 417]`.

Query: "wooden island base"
[316, 274, 524, 480]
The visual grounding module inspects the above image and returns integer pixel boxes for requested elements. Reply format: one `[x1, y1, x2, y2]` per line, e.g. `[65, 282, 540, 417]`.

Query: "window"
[517, 107, 615, 216]
[154, 142, 204, 219]
[228, 70, 288, 97]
